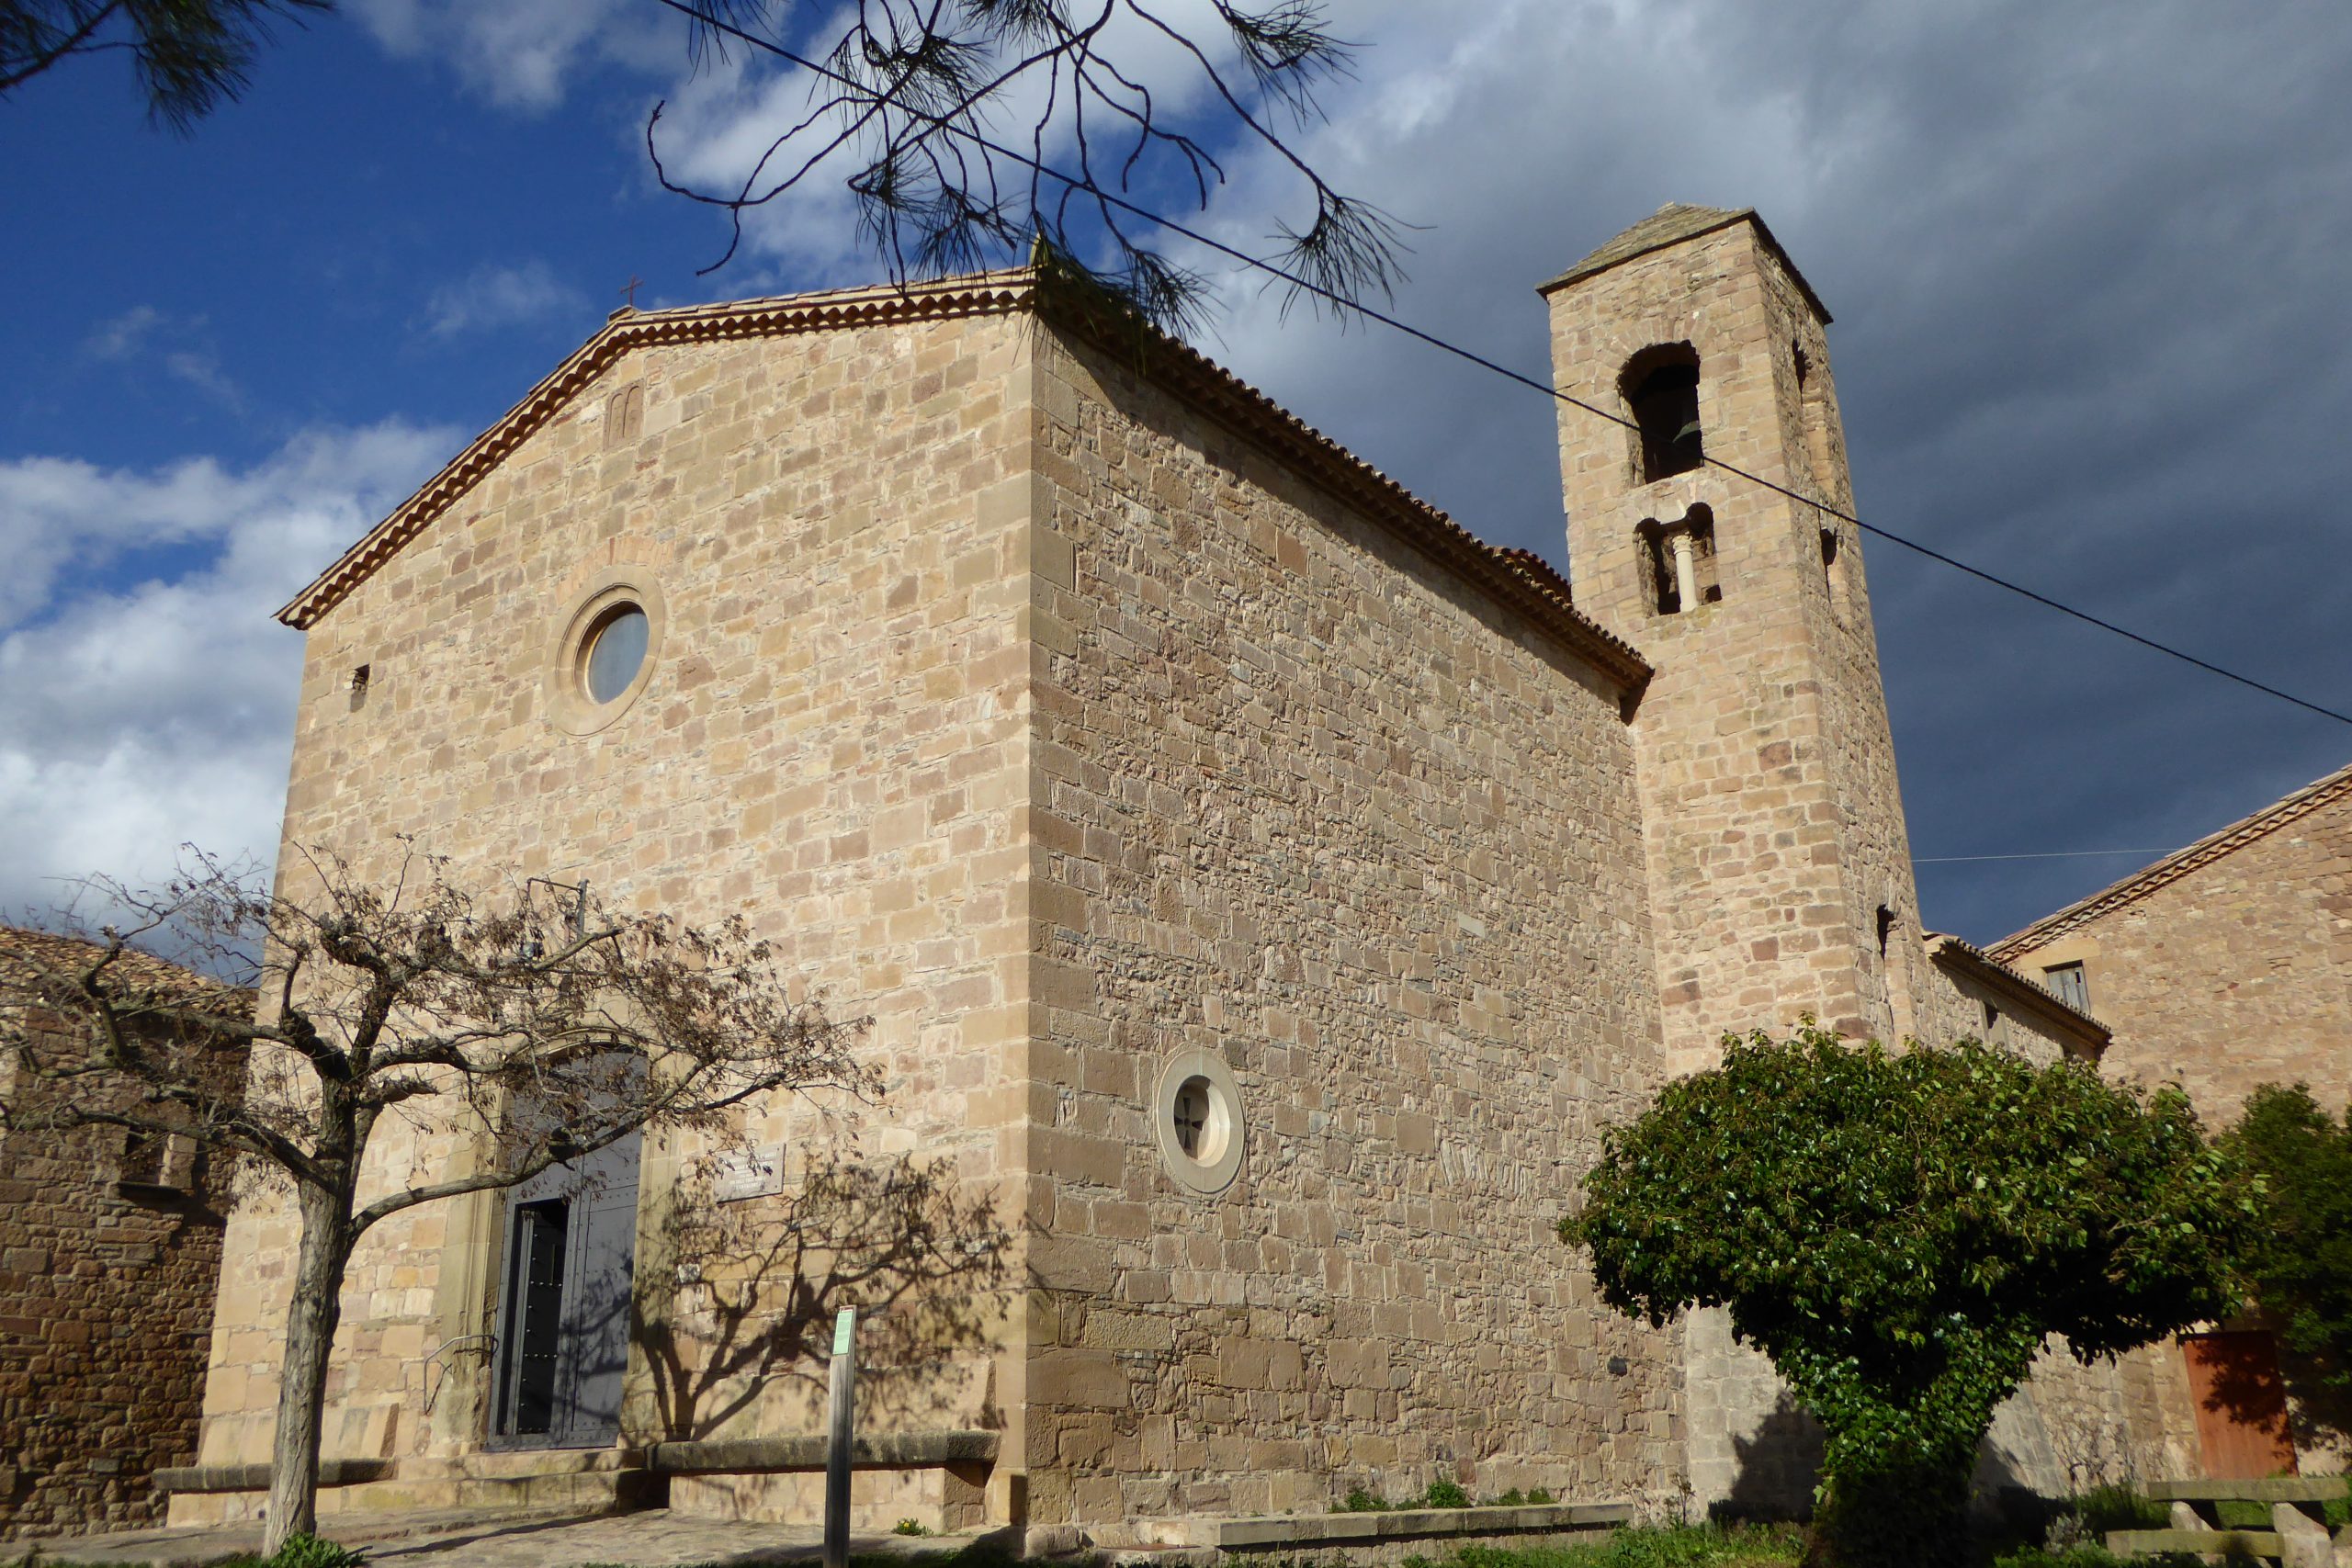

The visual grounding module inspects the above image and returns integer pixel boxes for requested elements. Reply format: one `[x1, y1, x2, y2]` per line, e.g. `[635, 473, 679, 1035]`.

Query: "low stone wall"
[1086, 1502, 1635, 1566]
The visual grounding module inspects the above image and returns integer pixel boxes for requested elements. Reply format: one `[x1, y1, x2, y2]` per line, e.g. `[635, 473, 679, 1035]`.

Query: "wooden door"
[2180, 1331, 2298, 1478]
[550, 1127, 639, 1446]
[491, 1128, 640, 1446]
[489, 1051, 646, 1448]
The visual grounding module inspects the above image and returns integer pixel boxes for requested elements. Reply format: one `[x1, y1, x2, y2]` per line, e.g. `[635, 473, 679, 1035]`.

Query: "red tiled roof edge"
[275, 269, 1654, 701]
[1923, 931, 2110, 1058]
[1988, 759, 2352, 962]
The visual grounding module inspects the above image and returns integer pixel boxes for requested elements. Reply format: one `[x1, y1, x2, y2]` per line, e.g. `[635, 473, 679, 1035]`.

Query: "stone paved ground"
[6, 1508, 1001, 1568]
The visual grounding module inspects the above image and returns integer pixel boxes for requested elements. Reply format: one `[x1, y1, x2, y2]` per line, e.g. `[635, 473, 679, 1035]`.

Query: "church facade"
[167, 206, 2242, 1536]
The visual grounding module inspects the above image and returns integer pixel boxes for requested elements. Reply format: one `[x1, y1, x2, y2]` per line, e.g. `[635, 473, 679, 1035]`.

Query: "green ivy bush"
[1563, 1026, 2251, 1568]
[2222, 1083, 2352, 1390]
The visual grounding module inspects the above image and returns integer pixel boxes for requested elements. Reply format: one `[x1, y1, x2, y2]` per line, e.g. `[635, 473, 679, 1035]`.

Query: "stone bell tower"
[1542, 204, 1936, 1077]
[1543, 204, 1938, 1509]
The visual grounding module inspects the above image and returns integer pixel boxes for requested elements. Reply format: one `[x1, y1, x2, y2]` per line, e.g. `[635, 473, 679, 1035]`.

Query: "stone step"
[2149, 1477, 2351, 1505]
[2109, 1526, 2285, 1559]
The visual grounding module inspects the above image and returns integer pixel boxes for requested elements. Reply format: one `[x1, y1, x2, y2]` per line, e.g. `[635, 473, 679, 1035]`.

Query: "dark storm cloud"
[1177, 0, 2352, 942]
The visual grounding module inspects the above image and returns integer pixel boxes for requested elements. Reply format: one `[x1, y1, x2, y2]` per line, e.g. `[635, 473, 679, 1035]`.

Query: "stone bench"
[644, 1430, 999, 1474]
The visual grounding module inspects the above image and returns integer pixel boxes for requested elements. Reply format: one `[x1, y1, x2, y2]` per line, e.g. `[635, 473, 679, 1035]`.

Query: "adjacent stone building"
[1994, 762, 2352, 1480]
[158, 204, 2287, 1538]
[1995, 760, 2351, 1124]
[0, 930, 250, 1538]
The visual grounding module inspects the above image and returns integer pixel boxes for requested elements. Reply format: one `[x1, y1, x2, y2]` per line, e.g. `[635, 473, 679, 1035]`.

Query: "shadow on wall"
[634, 1156, 1011, 1442]
[1707, 1392, 2045, 1529]
[2278, 1340, 2352, 1458]
[1711, 1394, 1825, 1523]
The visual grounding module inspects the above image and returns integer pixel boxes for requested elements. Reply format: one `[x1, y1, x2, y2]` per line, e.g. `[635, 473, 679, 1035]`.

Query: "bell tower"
[1541, 205, 1932, 1076]
[1544, 201, 1941, 1516]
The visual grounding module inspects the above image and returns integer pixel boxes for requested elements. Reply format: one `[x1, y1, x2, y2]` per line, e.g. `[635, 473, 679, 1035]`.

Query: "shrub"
[1341, 1485, 1391, 1512]
[2222, 1084, 2352, 1390]
[892, 1518, 933, 1536]
[1421, 1479, 1471, 1509]
[1566, 1027, 2249, 1567]
[265, 1536, 364, 1568]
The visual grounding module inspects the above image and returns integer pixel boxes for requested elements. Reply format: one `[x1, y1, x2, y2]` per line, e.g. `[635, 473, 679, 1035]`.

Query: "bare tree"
[0, 0, 333, 130]
[0, 844, 874, 1554]
[649, 0, 1408, 335]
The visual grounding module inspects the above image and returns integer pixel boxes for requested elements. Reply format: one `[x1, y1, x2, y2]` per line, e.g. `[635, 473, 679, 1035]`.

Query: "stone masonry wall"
[183, 302, 1043, 1526]
[0, 1098, 233, 1535]
[1015, 321, 1681, 1529]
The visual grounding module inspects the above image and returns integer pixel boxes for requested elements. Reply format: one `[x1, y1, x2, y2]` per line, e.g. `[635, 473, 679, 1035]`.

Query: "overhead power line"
[649, 0, 2352, 731]
[1915, 850, 2172, 864]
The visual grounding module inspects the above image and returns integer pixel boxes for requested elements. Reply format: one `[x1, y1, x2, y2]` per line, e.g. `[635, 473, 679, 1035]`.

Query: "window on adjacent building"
[119, 1129, 195, 1192]
[2044, 962, 2090, 1012]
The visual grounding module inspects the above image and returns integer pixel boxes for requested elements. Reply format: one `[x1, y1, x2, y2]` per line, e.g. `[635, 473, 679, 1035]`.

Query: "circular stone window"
[548, 571, 666, 735]
[1153, 1048, 1244, 1194]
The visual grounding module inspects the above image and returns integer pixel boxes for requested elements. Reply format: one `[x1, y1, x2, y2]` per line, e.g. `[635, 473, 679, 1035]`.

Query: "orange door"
[2180, 1331, 2299, 1478]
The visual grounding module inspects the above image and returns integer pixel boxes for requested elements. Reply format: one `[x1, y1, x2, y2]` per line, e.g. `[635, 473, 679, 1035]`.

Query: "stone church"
[151, 204, 2335, 1539]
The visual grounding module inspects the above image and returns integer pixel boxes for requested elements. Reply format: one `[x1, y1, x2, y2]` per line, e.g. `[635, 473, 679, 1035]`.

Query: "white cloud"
[424, 259, 589, 337]
[82, 305, 244, 409]
[86, 305, 165, 361]
[0, 422, 459, 921]
[348, 0, 672, 110]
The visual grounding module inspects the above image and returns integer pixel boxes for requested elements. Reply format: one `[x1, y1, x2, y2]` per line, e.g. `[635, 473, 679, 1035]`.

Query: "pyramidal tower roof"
[1539, 202, 1831, 321]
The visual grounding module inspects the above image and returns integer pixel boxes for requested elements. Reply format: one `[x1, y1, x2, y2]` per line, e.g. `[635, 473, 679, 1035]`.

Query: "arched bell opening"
[1620, 342, 1705, 484]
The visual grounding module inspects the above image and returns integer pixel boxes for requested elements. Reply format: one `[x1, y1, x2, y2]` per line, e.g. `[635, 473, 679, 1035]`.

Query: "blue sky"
[3, 0, 2348, 946]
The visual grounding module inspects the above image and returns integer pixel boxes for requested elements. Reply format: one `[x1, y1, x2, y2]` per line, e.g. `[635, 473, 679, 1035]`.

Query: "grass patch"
[1399, 1524, 1802, 1568]
[2068, 1483, 2169, 1535]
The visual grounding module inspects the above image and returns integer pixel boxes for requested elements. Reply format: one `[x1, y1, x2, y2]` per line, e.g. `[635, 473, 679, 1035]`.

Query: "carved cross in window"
[1173, 1082, 1207, 1157]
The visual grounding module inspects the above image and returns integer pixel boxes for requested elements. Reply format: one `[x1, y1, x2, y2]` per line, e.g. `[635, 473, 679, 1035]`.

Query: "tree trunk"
[1810, 1436, 1978, 1568]
[265, 1181, 354, 1556]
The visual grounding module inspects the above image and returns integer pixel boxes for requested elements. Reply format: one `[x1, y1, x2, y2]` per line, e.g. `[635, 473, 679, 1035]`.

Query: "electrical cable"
[1915, 850, 2172, 864]
[647, 0, 2352, 730]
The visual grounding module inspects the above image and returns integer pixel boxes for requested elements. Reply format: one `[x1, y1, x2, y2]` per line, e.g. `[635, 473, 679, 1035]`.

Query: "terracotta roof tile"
[1537, 202, 1832, 322]
[1921, 931, 2109, 1058]
[0, 925, 254, 1011]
